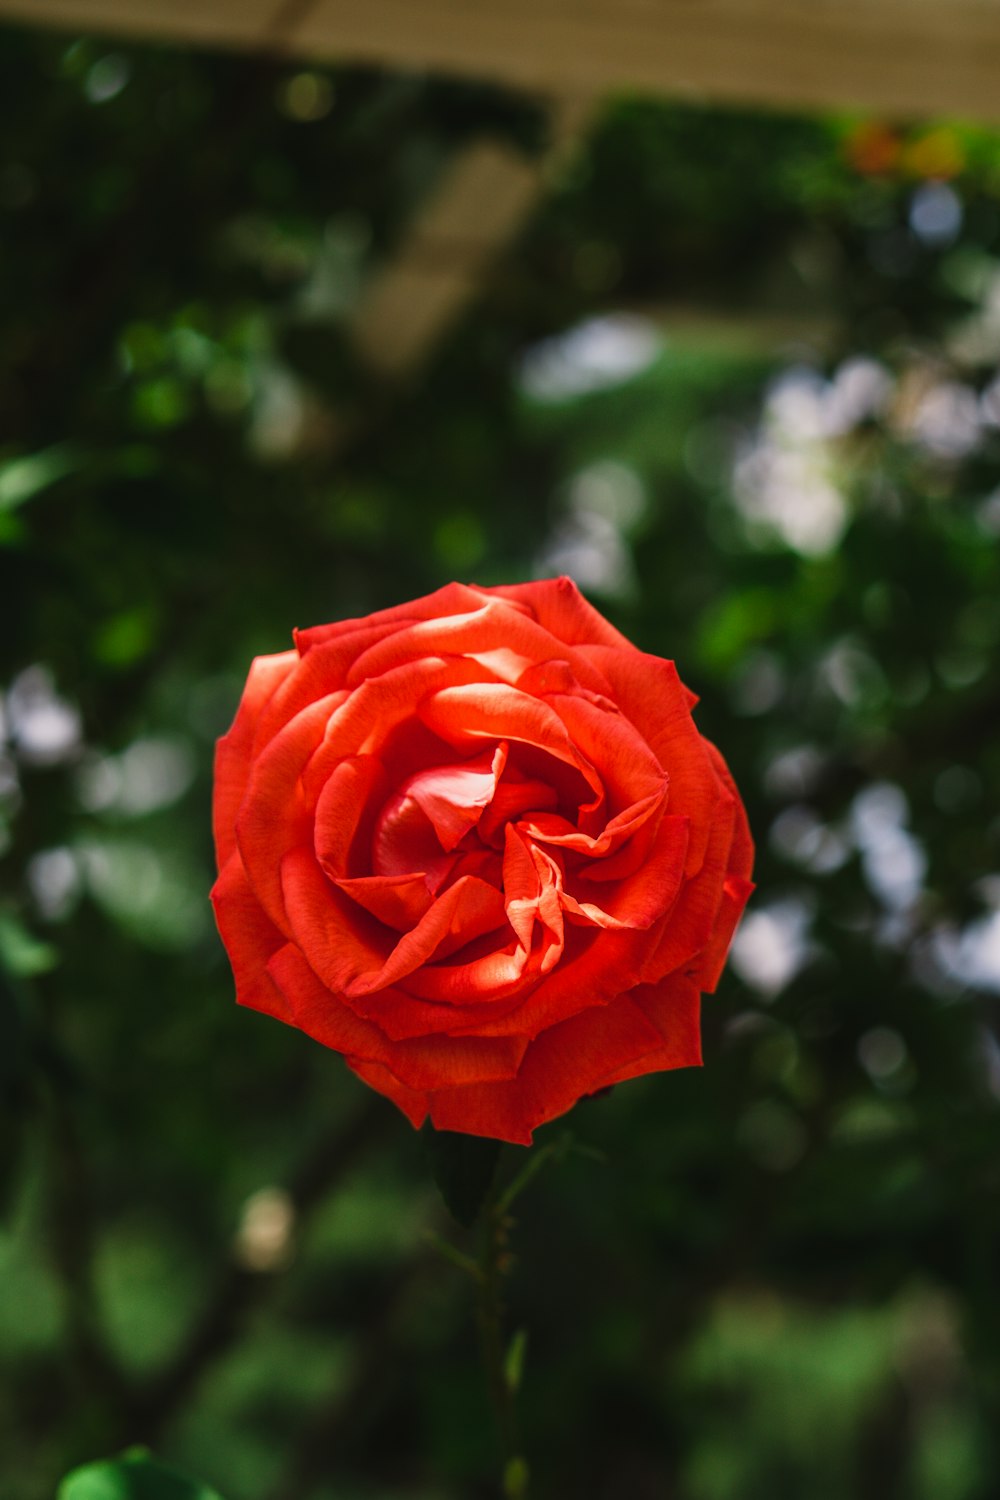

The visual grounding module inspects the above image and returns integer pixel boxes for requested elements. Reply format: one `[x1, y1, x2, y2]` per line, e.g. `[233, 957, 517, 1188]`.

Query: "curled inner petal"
[402, 743, 508, 852]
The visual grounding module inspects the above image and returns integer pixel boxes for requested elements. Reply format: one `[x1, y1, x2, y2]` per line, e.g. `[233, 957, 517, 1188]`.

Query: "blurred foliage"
[59, 1449, 225, 1500]
[2, 20, 1000, 1500]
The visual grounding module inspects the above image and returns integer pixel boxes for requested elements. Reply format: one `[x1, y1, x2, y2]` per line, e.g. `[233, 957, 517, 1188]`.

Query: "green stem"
[494, 1129, 607, 1219]
[494, 1139, 561, 1219]
[477, 1184, 529, 1500]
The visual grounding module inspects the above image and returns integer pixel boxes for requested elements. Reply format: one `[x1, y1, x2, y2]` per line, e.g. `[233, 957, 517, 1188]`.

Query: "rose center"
[370, 737, 600, 896]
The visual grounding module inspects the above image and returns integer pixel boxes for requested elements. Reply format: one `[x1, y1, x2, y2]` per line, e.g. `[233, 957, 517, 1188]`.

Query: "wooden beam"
[290, 0, 1000, 125]
[3, 0, 1000, 124]
[0, 0, 280, 50]
[351, 98, 593, 378]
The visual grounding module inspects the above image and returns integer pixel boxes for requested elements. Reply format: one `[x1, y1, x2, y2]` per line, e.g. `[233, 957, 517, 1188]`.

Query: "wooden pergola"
[2, 0, 997, 124]
[2, 0, 993, 378]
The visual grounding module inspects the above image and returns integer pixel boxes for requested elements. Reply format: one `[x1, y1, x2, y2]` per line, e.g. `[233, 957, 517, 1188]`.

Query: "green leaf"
[0, 912, 58, 978]
[58, 1449, 226, 1500]
[504, 1327, 529, 1394]
[502, 1456, 530, 1500]
[422, 1123, 501, 1228]
[0, 445, 77, 513]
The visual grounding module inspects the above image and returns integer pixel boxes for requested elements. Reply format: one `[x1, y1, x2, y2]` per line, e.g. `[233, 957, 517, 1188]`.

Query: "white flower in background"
[518, 314, 663, 402]
[535, 460, 647, 600]
[6, 666, 81, 767]
[734, 438, 847, 556]
[731, 360, 893, 556]
[730, 898, 815, 997]
[903, 379, 981, 460]
[849, 783, 927, 913]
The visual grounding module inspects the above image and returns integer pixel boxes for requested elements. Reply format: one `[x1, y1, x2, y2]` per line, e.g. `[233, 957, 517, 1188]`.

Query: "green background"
[2, 24, 1000, 1499]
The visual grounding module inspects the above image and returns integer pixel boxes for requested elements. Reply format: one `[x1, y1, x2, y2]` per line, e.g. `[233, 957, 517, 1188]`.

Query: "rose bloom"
[212, 579, 753, 1144]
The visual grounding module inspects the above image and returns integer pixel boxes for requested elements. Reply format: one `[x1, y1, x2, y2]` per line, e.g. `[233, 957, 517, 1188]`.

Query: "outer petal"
[235, 693, 345, 935]
[213, 650, 298, 868]
[267, 944, 528, 1091]
[211, 853, 293, 1023]
[630, 971, 703, 1066]
[705, 741, 755, 885]
[699, 872, 755, 992]
[486, 576, 633, 650]
[575, 646, 723, 876]
[641, 789, 737, 983]
[425, 983, 686, 1144]
[343, 599, 617, 696]
[696, 746, 755, 989]
[250, 624, 388, 754]
[345, 1057, 428, 1129]
[294, 582, 506, 653]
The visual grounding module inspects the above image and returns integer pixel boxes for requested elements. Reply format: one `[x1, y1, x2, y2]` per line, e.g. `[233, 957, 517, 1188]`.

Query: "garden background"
[2, 20, 1000, 1499]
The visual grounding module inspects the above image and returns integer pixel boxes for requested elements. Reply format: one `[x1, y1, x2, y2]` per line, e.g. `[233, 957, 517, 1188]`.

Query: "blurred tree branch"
[129, 1094, 395, 1443]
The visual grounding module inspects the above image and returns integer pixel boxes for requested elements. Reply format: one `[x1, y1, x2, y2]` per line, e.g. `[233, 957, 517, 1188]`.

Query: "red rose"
[211, 579, 753, 1144]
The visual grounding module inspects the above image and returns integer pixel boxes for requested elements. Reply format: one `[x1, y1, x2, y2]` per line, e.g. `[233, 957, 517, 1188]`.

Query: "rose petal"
[345, 1056, 428, 1129]
[345, 601, 532, 687]
[343, 596, 619, 697]
[694, 746, 755, 989]
[425, 987, 670, 1144]
[302, 656, 494, 804]
[641, 788, 738, 983]
[488, 576, 633, 650]
[250, 626, 384, 755]
[698, 874, 755, 991]
[545, 692, 665, 818]
[351, 970, 704, 1138]
[314, 755, 388, 879]
[353, 981, 535, 1041]
[211, 852, 293, 1022]
[282, 845, 392, 995]
[604, 972, 703, 1075]
[267, 943, 527, 1091]
[294, 582, 505, 654]
[235, 691, 346, 935]
[334, 873, 434, 931]
[395, 943, 534, 1004]
[705, 741, 755, 884]
[213, 650, 298, 869]
[520, 788, 664, 859]
[419, 683, 603, 809]
[501, 824, 565, 972]
[346, 874, 509, 997]
[404, 743, 507, 852]
[514, 658, 617, 710]
[576, 646, 722, 875]
[477, 771, 558, 844]
[372, 789, 458, 890]
[561, 814, 689, 930]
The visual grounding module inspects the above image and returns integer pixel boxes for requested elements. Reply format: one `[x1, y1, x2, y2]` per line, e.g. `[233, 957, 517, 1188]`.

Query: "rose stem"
[477, 1175, 529, 1500]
